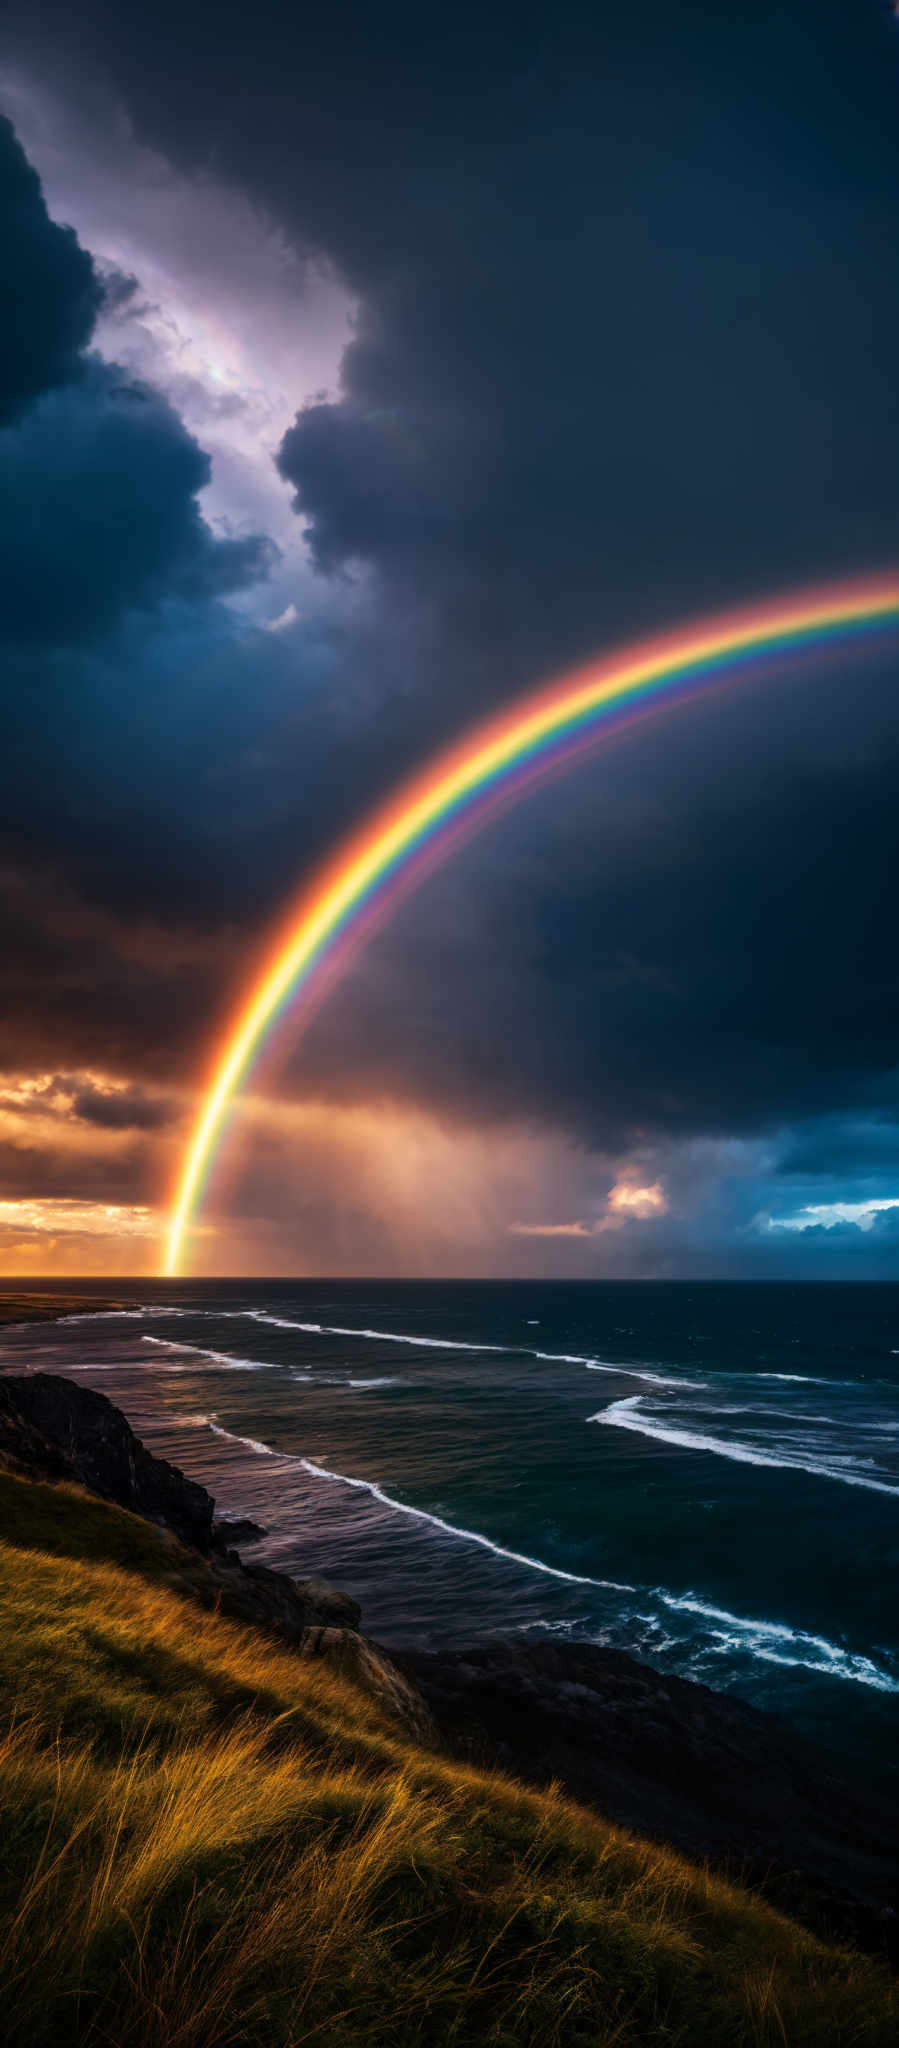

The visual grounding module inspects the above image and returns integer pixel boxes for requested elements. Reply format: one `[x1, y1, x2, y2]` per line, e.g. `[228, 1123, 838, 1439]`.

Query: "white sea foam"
[657, 1591, 899, 1693]
[237, 1313, 701, 1385]
[203, 1421, 633, 1592]
[533, 1350, 596, 1365]
[185, 1414, 897, 1696]
[757, 1372, 829, 1384]
[592, 1396, 899, 1496]
[209, 1422, 276, 1457]
[141, 1336, 272, 1372]
[581, 1360, 707, 1389]
[243, 1312, 316, 1330]
[54, 1305, 189, 1324]
[300, 1456, 635, 1590]
[534, 1348, 705, 1387]
[32, 1360, 144, 1373]
[287, 1372, 397, 1388]
[243, 1317, 506, 1352]
[695, 1404, 841, 1426]
[148, 1307, 704, 1390]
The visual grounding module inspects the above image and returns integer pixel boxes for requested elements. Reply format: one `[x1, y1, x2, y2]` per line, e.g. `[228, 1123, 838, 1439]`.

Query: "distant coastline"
[0, 1291, 134, 1329]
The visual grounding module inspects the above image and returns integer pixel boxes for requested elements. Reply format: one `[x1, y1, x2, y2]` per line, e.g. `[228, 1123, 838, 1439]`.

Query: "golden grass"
[0, 1467, 895, 2046]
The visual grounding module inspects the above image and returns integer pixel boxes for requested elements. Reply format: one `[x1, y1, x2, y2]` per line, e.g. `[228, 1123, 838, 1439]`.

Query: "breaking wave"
[54, 1305, 189, 1324]
[591, 1395, 899, 1496]
[581, 1359, 706, 1389]
[657, 1590, 899, 1694]
[757, 1372, 830, 1385]
[141, 1335, 272, 1372]
[204, 1421, 633, 1593]
[243, 1314, 505, 1351]
[221, 1312, 704, 1388]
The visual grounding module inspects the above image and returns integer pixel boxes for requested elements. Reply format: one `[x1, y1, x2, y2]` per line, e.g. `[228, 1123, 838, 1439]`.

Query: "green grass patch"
[0, 1469, 895, 2046]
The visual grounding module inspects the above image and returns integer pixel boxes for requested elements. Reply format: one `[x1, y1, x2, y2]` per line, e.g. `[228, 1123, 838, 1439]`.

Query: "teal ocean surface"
[4, 1280, 898, 1781]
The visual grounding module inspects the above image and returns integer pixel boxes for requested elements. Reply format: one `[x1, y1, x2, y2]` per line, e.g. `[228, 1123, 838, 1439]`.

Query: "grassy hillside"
[0, 1467, 895, 2048]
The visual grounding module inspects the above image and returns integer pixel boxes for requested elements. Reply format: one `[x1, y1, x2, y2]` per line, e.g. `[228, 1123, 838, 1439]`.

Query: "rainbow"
[165, 574, 899, 1274]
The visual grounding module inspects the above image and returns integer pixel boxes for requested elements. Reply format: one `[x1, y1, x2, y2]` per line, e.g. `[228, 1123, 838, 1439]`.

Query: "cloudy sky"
[1, 0, 898, 1277]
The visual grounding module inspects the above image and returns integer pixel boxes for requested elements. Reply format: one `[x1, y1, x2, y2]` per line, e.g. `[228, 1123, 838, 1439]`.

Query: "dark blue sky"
[1, 2, 898, 1274]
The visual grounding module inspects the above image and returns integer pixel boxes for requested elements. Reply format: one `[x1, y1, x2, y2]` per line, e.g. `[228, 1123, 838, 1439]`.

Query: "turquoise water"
[4, 1279, 898, 1781]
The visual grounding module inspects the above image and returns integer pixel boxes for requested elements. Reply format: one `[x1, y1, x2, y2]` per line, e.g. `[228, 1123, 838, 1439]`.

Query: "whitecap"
[209, 1421, 277, 1457]
[23, 1359, 143, 1373]
[243, 1314, 504, 1352]
[243, 1311, 316, 1331]
[656, 1590, 899, 1693]
[186, 1309, 705, 1390]
[581, 1359, 706, 1389]
[53, 1305, 189, 1324]
[591, 1395, 899, 1496]
[757, 1372, 829, 1384]
[141, 1335, 272, 1372]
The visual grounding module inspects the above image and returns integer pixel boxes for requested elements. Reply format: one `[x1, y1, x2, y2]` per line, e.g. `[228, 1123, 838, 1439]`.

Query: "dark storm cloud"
[27, 1, 896, 654]
[0, 1138, 151, 1202]
[0, 360, 277, 646]
[777, 1116, 899, 1181]
[276, 676, 899, 1151]
[0, 1072, 173, 1129]
[0, 115, 102, 424]
[0, 112, 287, 1085]
[1, 2, 899, 1241]
[68, 1079, 176, 1130]
[0, 858, 237, 1083]
[0, 110, 276, 649]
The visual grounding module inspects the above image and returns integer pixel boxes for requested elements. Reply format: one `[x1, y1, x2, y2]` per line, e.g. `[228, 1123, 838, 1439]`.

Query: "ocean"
[4, 1279, 897, 1782]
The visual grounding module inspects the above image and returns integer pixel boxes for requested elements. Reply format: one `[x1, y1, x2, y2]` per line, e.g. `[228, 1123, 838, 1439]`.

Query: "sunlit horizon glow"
[165, 573, 899, 1276]
[0, 1198, 156, 1238]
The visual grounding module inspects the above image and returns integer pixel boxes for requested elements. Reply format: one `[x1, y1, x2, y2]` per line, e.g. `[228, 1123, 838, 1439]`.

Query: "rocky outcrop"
[395, 1638, 899, 1958]
[163, 1546, 363, 1642]
[0, 1372, 214, 1548]
[297, 1627, 435, 1741]
[0, 1372, 362, 1644]
[211, 1515, 268, 1548]
[0, 1371, 435, 1739]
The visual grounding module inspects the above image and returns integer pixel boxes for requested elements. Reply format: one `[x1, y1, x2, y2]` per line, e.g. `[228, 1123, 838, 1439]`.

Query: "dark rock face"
[0, 1373, 362, 1644]
[211, 1515, 268, 1548]
[0, 1371, 214, 1548]
[193, 1554, 362, 1641]
[395, 1639, 899, 1958]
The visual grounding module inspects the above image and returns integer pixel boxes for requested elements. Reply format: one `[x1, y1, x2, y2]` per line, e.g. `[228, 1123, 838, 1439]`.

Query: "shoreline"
[0, 1345, 895, 1959]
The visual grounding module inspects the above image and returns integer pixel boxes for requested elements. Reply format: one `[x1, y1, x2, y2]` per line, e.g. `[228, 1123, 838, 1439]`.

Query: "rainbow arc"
[165, 574, 899, 1275]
